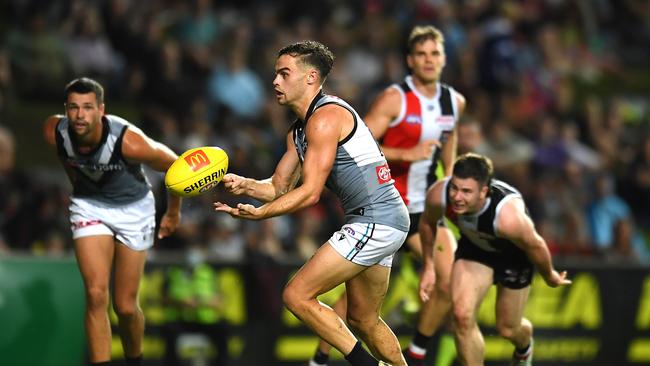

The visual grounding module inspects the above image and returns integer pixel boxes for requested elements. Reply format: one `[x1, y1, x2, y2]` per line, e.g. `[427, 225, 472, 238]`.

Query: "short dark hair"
[278, 41, 335, 80]
[407, 25, 445, 54]
[64, 77, 104, 104]
[453, 153, 494, 188]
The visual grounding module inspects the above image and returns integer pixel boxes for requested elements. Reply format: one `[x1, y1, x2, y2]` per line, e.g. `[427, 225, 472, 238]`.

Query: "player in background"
[308, 25, 465, 366]
[43, 77, 182, 366]
[419, 153, 572, 366]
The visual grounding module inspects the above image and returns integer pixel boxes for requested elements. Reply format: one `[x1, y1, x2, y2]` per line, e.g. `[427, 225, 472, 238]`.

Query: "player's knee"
[496, 318, 532, 341]
[345, 313, 363, 333]
[346, 312, 375, 335]
[113, 296, 139, 318]
[452, 305, 475, 332]
[85, 286, 109, 311]
[282, 284, 302, 314]
[435, 280, 452, 300]
[495, 323, 517, 340]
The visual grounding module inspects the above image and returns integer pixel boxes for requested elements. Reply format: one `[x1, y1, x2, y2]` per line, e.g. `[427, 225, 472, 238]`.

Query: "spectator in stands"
[6, 9, 70, 99]
[207, 45, 265, 119]
[0, 125, 34, 252]
[64, 5, 122, 82]
[620, 134, 650, 233]
[164, 261, 230, 366]
[0, 125, 16, 252]
[587, 172, 648, 262]
[456, 116, 487, 155]
[479, 119, 534, 191]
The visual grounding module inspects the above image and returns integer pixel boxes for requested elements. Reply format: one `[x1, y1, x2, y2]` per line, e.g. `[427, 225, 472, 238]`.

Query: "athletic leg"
[405, 227, 456, 361]
[345, 264, 406, 365]
[282, 243, 370, 359]
[74, 235, 115, 362]
[112, 242, 147, 359]
[311, 291, 348, 365]
[451, 259, 494, 366]
[495, 285, 533, 364]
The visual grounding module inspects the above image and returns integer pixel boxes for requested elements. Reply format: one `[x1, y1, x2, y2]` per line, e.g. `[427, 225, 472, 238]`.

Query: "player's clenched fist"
[221, 173, 249, 195]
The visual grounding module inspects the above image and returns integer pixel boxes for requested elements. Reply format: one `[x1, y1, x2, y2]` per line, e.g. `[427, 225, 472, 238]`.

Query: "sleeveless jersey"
[381, 76, 459, 214]
[291, 91, 409, 232]
[441, 178, 526, 255]
[55, 115, 151, 204]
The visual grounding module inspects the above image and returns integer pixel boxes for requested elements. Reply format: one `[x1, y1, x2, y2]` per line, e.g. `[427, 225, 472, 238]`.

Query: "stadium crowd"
[0, 0, 649, 266]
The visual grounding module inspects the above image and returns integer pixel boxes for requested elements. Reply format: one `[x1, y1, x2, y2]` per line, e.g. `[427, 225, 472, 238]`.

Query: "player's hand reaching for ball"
[214, 202, 265, 220]
[221, 173, 249, 195]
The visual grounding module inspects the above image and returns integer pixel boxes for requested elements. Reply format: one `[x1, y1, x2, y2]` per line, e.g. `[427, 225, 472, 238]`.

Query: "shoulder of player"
[425, 179, 446, 205]
[495, 197, 528, 237]
[451, 89, 466, 114]
[309, 104, 351, 126]
[304, 105, 352, 143]
[44, 114, 63, 125]
[454, 91, 466, 107]
[373, 86, 402, 111]
[43, 114, 63, 145]
[121, 124, 156, 160]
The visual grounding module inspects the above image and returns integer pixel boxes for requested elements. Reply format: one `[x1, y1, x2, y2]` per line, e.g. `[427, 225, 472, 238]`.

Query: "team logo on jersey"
[376, 163, 392, 184]
[66, 159, 123, 171]
[435, 115, 455, 125]
[184, 150, 211, 172]
[344, 227, 356, 236]
[71, 219, 102, 230]
[405, 114, 423, 124]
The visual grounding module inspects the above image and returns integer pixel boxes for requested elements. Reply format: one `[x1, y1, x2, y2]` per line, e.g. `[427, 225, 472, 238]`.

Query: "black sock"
[516, 343, 531, 355]
[313, 349, 330, 364]
[91, 362, 110, 366]
[412, 330, 433, 349]
[344, 341, 377, 366]
[125, 354, 142, 366]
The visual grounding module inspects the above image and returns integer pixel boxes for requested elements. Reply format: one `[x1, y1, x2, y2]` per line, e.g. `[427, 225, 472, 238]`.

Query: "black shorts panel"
[408, 212, 421, 237]
[398, 213, 422, 254]
[455, 237, 534, 289]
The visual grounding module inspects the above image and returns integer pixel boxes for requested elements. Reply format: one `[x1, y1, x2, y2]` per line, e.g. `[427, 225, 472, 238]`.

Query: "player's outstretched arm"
[216, 106, 339, 220]
[221, 132, 301, 202]
[418, 181, 445, 302]
[121, 126, 182, 239]
[497, 199, 572, 288]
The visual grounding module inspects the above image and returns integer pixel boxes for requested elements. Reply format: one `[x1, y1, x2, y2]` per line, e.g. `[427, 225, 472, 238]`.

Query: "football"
[165, 146, 229, 197]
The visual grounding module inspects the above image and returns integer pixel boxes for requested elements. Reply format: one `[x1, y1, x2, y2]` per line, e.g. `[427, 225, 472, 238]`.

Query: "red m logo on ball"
[184, 150, 211, 172]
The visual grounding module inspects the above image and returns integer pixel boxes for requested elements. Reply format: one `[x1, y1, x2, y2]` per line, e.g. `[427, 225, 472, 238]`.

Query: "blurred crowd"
[0, 0, 649, 265]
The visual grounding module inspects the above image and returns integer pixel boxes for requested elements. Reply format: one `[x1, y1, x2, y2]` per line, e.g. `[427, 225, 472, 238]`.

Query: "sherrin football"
[165, 146, 228, 197]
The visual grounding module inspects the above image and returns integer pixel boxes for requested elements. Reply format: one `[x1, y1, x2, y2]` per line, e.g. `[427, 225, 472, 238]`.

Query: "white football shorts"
[328, 222, 408, 267]
[69, 191, 156, 251]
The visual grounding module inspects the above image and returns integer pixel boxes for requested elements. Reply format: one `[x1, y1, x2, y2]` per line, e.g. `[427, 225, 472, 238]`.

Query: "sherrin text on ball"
[165, 146, 228, 197]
